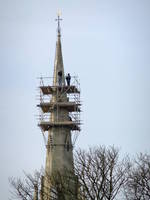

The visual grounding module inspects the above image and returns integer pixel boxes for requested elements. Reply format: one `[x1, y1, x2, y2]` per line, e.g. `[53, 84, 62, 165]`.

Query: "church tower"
[37, 14, 81, 199]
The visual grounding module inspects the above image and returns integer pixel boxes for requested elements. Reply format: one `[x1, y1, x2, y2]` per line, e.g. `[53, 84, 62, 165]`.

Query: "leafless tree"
[75, 146, 129, 200]
[9, 170, 77, 200]
[124, 153, 150, 200]
[9, 169, 79, 200]
[9, 146, 129, 200]
[9, 171, 41, 200]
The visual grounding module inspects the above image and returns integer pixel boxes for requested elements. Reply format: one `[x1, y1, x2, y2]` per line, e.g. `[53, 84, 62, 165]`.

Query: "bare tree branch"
[124, 153, 150, 200]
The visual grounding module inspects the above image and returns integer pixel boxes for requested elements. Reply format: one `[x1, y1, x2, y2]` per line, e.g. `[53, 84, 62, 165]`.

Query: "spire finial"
[55, 11, 62, 37]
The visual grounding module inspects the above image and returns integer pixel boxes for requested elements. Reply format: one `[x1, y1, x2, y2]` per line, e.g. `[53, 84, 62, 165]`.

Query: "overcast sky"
[0, 0, 150, 199]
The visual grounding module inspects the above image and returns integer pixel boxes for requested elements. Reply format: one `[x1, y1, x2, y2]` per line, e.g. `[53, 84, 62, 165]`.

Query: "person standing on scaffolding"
[58, 71, 62, 86]
[66, 73, 71, 86]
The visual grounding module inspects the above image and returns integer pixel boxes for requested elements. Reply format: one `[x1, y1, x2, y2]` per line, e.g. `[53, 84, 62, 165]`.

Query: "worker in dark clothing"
[69, 116, 72, 121]
[66, 73, 71, 86]
[58, 71, 62, 86]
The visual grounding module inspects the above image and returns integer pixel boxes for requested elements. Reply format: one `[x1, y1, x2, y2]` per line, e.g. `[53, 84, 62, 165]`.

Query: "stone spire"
[53, 14, 65, 86]
[44, 13, 74, 177]
[38, 14, 81, 199]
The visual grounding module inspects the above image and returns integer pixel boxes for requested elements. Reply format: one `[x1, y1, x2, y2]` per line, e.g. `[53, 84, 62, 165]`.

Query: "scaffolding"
[37, 76, 81, 147]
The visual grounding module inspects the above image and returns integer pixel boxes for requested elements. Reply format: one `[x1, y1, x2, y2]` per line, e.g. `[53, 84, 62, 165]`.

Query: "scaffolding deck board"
[39, 121, 80, 131]
[40, 85, 80, 95]
[37, 102, 81, 113]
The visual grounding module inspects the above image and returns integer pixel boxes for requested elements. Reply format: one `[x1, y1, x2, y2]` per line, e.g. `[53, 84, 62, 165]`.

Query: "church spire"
[38, 15, 81, 199]
[53, 13, 65, 86]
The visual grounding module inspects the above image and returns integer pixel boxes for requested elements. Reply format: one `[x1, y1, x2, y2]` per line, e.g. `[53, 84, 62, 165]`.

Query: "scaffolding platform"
[37, 75, 81, 147]
[37, 102, 81, 113]
[38, 121, 80, 131]
[40, 85, 80, 95]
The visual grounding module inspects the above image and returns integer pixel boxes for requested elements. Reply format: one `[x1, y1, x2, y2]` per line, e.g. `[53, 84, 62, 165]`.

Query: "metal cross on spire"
[55, 11, 62, 36]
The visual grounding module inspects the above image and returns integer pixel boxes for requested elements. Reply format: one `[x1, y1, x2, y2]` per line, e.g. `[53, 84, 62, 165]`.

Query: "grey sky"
[0, 0, 150, 199]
